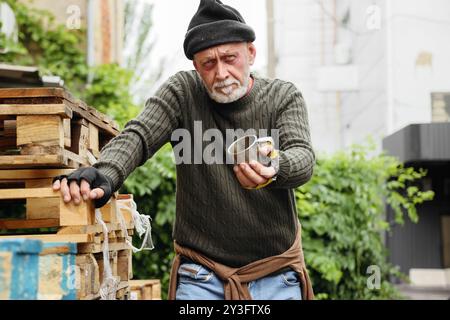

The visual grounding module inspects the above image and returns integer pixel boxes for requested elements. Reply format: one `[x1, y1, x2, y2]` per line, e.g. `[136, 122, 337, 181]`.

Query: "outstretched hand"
[233, 144, 277, 189]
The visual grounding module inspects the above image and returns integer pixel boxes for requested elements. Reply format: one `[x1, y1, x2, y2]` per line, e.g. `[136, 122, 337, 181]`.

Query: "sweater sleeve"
[269, 84, 315, 189]
[93, 74, 184, 192]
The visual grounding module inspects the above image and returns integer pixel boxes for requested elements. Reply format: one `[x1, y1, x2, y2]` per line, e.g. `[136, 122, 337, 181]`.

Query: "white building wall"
[389, 0, 450, 132]
[273, 0, 339, 153]
[274, 0, 450, 153]
[339, 0, 388, 149]
[341, 0, 450, 148]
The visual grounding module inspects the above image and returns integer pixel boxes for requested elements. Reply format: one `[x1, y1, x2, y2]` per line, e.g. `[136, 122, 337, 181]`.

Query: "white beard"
[203, 70, 251, 104]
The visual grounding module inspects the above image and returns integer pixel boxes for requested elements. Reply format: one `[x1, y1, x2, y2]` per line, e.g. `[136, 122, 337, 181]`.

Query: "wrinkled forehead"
[195, 42, 246, 60]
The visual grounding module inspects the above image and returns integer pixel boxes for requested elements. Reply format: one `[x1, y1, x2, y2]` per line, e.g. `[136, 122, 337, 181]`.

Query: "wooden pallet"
[0, 169, 134, 228]
[0, 166, 136, 300]
[0, 87, 120, 168]
[129, 279, 161, 300]
[2, 230, 133, 300]
[76, 249, 132, 300]
[0, 168, 136, 246]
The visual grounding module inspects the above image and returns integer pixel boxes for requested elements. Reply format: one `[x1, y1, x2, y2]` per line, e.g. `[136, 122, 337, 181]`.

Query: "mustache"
[213, 78, 241, 91]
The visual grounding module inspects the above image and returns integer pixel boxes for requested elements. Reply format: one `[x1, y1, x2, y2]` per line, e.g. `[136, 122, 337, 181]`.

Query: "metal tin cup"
[227, 135, 274, 165]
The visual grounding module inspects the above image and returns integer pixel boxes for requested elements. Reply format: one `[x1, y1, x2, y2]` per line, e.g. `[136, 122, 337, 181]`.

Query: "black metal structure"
[383, 123, 450, 274]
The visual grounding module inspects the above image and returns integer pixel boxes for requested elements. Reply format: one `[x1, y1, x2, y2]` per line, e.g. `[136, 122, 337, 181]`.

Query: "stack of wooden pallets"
[0, 87, 119, 167]
[0, 88, 135, 300]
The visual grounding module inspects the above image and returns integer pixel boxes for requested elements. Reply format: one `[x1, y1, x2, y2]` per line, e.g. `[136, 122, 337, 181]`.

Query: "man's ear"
[193, 59, 199, 71]
[247, 42, 256, 66]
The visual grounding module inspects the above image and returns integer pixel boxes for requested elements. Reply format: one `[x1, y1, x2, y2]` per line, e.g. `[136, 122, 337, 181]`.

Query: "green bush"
[121, 143, 177, 299]
[296, 144, 434, 299]
[83, 63, 140, 128]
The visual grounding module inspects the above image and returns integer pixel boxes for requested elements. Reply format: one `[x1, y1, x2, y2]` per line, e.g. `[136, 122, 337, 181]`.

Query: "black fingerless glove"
[53, 167, 114, 208]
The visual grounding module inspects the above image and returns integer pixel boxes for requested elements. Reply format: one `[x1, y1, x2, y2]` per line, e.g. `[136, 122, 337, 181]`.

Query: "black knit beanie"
[183, 0, 256, 60]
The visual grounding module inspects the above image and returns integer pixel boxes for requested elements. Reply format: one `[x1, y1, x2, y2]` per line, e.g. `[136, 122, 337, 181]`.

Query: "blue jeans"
[175, 260, 302, 300]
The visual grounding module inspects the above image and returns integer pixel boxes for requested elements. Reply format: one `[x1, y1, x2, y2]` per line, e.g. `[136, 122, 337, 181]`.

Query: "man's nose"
[215, 61, 229, 81]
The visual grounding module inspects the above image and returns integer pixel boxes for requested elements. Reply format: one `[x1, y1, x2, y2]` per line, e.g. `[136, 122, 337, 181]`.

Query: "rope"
[116, 199, 154, 253]
[95, 208, 119, 300]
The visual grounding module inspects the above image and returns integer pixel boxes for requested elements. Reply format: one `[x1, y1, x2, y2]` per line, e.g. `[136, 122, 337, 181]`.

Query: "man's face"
[193, 42, 256, 103]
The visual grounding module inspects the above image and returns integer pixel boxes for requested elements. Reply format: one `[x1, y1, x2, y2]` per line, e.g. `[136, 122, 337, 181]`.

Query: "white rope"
[95, 208, 119, 300]
[116, 199, 154, 253]
[86, 150, 154, 252]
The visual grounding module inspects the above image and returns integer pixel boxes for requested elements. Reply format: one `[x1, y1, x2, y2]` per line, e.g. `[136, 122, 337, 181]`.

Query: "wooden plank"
[62, 148, 87, 167]
[76, 253, 100, 299]
[63, 118, 71, 148]
[57, 223, 133, 235]
[40, 245, 73, 255]
[0, 88, 118, 134]
[88, 123, 100, 158]
[0, 187, 58, 199]
[26, 179, 60, 220]
[100, 197, 124, 224]
[0, 104, 72, 118]
[67, 121, 88, 165]
[117, 250, 132, 281]
[77, 241, 130, 254]
[0, 218, 60, 229]
[130, 280, 161, 300]
[0, 119, 16, 149]
[151, 282, 161, 300]
[115, 285, 130, 300]
[0, 154, 66, 168]
[59, 196, 94, 226]
[20, 145, 61, 155]
[62, 99, 119, 137]
[0, 169, 74, 180]
[16, 115, 64, 148]
[78, 125, 88, 159]
[97, 251, 118, 284]
[0, 233, 91, 243]
[0, 87, 72, 99]
[3, 120, 15, 137]
[129, 279, 160, 287]
[0, 187, 93, 226]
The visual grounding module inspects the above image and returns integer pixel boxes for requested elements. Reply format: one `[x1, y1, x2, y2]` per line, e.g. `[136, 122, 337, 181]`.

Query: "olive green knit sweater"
[94, 70, 315, 267]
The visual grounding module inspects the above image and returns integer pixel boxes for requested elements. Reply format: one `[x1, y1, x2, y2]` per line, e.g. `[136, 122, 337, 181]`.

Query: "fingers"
[234, 163, 268, 188]
[234, 165, 256, 188]
[60, 178, 71, 203]
[52, 179, 60, 190]
[239, 163, 267, 185]
[258, 144, 274, 157]
[54, 172, 107, 206]
[80, 179, 91, 201]
[69, 180, 81, 205]
[249, 160, 276, 179]
[90, 188, 105, 200]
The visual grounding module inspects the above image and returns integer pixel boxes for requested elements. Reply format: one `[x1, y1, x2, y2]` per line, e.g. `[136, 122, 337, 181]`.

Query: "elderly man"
[53, 0, 315, 300]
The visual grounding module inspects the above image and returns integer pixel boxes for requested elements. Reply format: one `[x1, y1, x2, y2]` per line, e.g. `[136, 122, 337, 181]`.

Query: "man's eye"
[203, 61, 214, 68]
[225, 55, 236, 62]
